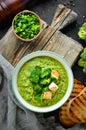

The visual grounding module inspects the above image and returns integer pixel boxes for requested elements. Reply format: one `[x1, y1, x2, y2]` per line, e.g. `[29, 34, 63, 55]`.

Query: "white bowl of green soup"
[12, 51, 74, 113]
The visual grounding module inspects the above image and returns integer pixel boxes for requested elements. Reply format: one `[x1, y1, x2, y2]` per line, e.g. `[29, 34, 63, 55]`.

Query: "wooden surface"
[0, 4, 83, 67]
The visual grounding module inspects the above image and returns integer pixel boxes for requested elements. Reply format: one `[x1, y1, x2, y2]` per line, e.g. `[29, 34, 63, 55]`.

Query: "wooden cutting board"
[0, 4, 83, 67]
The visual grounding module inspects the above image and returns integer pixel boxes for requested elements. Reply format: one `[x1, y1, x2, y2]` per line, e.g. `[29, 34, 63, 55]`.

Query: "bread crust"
[59, 79, 85, 128]
[67, 87, 86, 123]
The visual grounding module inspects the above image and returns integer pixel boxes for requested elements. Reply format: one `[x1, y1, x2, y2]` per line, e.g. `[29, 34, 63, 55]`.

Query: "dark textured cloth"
[0, 54, 86, 130]
[0, 55, 44, 130]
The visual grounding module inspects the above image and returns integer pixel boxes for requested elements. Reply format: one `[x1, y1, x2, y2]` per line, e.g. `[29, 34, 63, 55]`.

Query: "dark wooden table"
[0, 0, 86, 128]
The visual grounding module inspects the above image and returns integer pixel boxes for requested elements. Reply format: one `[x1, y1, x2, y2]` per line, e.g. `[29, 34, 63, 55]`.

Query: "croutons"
[49, 82, 58, 92]
[51, 70, 60, 79]
[43, 91, 52, 100]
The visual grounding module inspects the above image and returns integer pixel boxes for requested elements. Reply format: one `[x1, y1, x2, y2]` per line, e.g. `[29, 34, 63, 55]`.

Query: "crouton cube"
[51, 70, 60, 79]
[49, 82, 58, 92]
[43, 91, 52, 100]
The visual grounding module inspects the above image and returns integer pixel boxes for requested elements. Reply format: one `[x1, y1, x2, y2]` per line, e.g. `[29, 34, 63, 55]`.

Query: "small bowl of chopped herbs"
[12, 10, 42, 42]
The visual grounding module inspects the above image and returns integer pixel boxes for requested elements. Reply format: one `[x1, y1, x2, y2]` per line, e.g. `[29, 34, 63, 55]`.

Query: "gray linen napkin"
[0, 54, 86, 130]
[0, 55, 45, 130]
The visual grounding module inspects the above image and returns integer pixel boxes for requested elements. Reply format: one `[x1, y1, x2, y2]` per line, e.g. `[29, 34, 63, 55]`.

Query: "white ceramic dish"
[12, 51, 74, 113]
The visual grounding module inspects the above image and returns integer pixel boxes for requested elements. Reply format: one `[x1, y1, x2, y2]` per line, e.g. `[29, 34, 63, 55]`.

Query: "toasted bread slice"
[59, 104, 75, 128]
[59, 79, 85, 128]
[71, 79, 85, 98]
[67, 87, 86, 123]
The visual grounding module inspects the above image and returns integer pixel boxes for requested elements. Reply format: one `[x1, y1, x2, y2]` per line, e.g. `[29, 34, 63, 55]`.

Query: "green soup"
[17, 56, 68, 107]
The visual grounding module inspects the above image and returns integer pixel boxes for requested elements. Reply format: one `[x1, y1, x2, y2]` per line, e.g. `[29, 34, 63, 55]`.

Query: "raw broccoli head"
[80, 48, 86, 60]
[78, 59, 86, 67]
[78, 22, 86, 41]
[78, 48, 86, 73]
[83, 66, 86, 73]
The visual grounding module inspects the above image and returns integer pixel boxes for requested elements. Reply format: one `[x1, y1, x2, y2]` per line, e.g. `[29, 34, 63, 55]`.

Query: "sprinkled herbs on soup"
[17, 56, 68, 107]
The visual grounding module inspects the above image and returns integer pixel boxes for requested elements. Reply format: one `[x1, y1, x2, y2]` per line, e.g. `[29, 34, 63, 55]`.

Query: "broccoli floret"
[83, 66, 86, 73]
[33, 84, 42, 93]
[78, 59, 86, 67]
[40, 68, 51, 78]
[78, 22, 86, 41]
[42, 86, 49, 92]
[29, 67, 41, 83]
[34, 93, 43, 102]
[80, 48, 86, 60]
[40, 77, 51, 85]
[78, 48, 86, 73]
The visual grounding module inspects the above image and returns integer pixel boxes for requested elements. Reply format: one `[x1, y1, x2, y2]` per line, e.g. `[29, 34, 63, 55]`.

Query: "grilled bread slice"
[67, 87, 86, 123]
[59, 103, 75, 128]
[59, 79, 85, 128]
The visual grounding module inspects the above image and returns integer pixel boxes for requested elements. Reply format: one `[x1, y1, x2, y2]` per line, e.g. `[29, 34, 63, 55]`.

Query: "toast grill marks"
[67, 88, 86, 123]
[59, 79, 85, 128]
[59, 104, 75, 128]
[71, 80, 85, 97]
